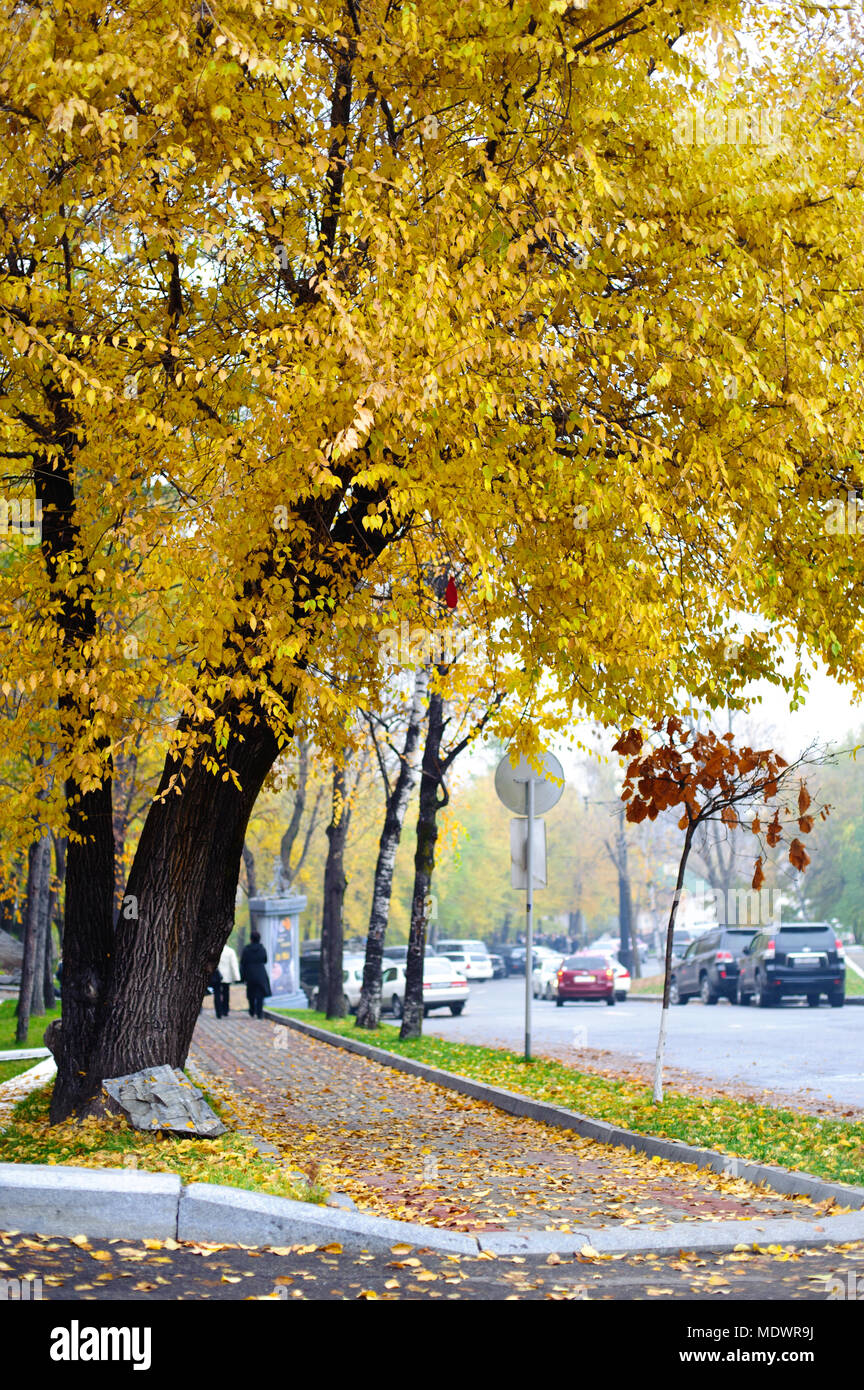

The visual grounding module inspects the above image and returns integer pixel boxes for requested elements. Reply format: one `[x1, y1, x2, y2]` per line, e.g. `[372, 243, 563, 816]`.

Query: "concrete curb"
[476, 1211, 864, 1256]
[2, 1162, 864, 1256]
[0, 1163, 180, 1240]
[266, 1012, 864, 1213]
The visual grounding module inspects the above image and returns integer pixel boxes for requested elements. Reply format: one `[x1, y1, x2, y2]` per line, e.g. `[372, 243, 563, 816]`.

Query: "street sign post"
[495, 750, 564, 1060]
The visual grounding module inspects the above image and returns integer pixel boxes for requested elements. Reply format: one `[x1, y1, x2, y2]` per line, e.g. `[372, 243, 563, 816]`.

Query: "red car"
[555, 954, 616, 1006]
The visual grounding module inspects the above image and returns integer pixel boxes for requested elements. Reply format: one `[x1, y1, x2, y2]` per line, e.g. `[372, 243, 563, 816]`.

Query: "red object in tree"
[444, 575, 458, 609]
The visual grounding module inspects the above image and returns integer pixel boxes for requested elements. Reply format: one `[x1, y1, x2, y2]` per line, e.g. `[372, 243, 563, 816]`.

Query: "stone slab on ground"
[0, 1162, 180, 1240]
[103, 1064, 226, 1137]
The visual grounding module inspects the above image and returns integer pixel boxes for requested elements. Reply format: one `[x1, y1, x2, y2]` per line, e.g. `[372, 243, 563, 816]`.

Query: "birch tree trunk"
[400, 689, 446, 1040]
[356, 669, 427, 1029]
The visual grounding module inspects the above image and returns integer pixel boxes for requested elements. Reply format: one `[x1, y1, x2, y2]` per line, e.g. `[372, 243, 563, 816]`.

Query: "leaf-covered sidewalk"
[190, 1005, 839, 1233]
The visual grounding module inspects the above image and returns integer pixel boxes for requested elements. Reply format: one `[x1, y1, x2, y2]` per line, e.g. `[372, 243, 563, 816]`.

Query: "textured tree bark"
[32, 383, 118, 1119]
[15, 834, 51, 1045]
[400, 689, 446, 1041]
[29, 837, 52, 1019]
[319, 760, 350, 1019]
[356, 669, 427, 1029]
[71, 719, 281, 1111]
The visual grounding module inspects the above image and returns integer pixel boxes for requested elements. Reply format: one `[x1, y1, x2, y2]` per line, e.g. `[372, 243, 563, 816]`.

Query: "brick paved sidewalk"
[190, 1000, 838, 1234]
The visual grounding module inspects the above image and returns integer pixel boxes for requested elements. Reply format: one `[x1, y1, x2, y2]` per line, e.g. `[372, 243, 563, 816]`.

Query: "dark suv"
[669, 927, 757, 1005]
[736, 923, 845, 1008]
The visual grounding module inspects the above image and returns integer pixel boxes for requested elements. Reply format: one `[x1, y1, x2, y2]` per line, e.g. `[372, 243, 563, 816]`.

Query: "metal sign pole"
[524, 777, 534, 1062]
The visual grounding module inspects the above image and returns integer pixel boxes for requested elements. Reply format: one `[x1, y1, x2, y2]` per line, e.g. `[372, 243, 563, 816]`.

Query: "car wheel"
[606, 992, 616, 1006]
[753, 975, 772, 1008]
[831, 992, 845, 1009]
[343, 993, 352, 1013]
[736, 980, 751, 1006]
[670, 978, 687, 1006]
[556, 998, 564, 1008]
[807, 993, 820, 1008]
[312, 990, 320, 1010]
[615, 991, 626, 1002]
[391, 994, 403, 1018]
[699, 975, 718, 1006]
[450, 1002, 464, 1016]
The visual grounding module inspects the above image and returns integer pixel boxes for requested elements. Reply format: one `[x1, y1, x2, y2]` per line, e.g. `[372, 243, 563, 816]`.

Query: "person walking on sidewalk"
[214, 941, 241, 1018]
[240, 931, 271, 1019]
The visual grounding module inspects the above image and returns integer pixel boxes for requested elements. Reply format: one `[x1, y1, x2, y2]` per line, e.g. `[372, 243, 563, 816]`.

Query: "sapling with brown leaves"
[612, 718, 829, 1103]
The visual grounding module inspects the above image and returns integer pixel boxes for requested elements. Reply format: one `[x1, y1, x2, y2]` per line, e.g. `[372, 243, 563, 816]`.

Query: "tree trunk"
[356, 669, 427, 1029]
[279, 739, 309, 888]
[319, 760, 350, 1018]
[29, 838, 52, 1019]
[50, 717, 280, 1119]
[15, 835, 51, 1042]
[52, 835, 67, 947]
[653, 824, 693, 1104]
[616, 809, 634, 973]
[400, 689, 446, 1041]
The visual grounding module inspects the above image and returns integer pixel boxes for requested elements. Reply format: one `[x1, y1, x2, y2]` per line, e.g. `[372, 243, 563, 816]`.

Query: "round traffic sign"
[494, 750, 565, 816]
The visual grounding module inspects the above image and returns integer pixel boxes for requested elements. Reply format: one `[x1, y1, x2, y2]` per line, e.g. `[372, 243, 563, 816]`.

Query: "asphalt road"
[2, 1230, 862, 1303]
[423, 977, 864, 1108]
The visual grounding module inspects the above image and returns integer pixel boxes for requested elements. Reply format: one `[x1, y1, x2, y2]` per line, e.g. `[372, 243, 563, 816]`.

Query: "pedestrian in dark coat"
[240, 932, 271, 1019]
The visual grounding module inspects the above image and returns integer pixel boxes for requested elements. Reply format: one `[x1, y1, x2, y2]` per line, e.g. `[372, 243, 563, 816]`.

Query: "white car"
[381, 957, 470, 1016]
[611, 958, 631, 1001]
[436, 946, 494, 981]
[341, 955, 367, 1011]
[531, 950, 564, 998]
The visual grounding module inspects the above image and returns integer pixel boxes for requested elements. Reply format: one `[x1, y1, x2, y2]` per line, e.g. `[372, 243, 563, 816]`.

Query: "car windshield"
[724, 930, 757, 951]
[776, 927, 833, 947]
[564, 955, 607, 969]
[425, 960, 455, 978]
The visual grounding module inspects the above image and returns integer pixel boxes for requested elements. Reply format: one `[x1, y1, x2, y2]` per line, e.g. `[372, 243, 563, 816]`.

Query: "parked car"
[611, 959, 631, 1001]
[381, 957, 470, 1017]
[382, 944, 436, 961]
[489, 952, 506, 979]
[554, 954, 616, 1006]
[299, 951, 321, 1003]
[340, 955, 367, 1011]
[669, 926, 757, 1005]
[436, 945, 494, 981]
[736, 923, 845, 1008]
[505, 946, 527, 975]
[532, 949, 564, 999]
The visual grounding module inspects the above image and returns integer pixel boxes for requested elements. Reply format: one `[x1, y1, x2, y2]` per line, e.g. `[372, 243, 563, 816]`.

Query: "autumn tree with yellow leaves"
[2, 1, 864, 1116]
